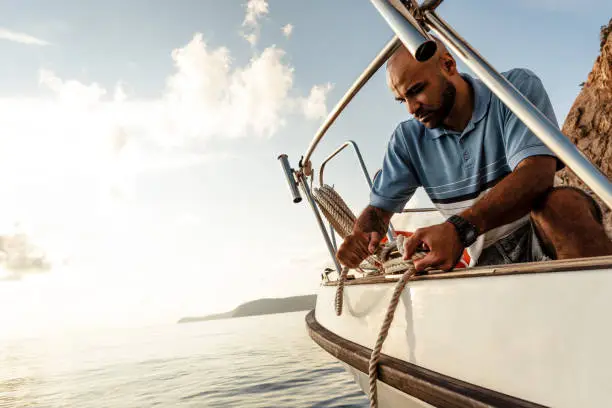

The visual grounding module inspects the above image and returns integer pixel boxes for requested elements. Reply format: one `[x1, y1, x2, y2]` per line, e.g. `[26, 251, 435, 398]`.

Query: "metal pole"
[298, 174, 343, 273]
[277, 154, 302, 203]
[302, 36, 402, 169]
[371, 0, 437, 62]
[422, 11, 612, 209]
[329, 222, 338, 252]
[402, 208, 439, 213]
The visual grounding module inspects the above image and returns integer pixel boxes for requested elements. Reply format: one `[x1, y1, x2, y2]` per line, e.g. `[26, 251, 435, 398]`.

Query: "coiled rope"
[312, 184, 426, 408]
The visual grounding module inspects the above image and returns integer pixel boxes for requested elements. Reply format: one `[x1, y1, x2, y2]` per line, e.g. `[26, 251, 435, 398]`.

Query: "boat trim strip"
[306, 310, 547, 408]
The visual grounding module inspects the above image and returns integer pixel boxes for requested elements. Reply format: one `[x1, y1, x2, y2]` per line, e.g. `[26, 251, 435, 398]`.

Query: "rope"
[312, 184, 426, 408]
[313, 184, 355, 239]
[368, 251, 425, 408]
[334, 267, 349, 316]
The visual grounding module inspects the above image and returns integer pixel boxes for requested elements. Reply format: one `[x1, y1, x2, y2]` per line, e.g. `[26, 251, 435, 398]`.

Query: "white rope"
[334, 266, 350, 316]
[368, 251, 425, 408]
[312, 184, 426, 408]
[313, 184, 355, 239]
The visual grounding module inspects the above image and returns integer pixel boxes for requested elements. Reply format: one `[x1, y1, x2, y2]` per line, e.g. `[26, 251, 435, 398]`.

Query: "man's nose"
[407, 99, 420, 116]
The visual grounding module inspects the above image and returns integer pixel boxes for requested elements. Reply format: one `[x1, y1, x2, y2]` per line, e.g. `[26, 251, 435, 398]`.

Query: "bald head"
[386, 37, 462, 128]
[386, 37, 449, 85]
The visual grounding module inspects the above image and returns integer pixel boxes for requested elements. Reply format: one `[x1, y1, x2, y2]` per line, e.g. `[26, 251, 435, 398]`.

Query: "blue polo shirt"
[370, 68, 563, 262]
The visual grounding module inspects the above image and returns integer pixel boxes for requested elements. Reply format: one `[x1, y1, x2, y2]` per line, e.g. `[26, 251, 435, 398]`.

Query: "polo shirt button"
[463, 151, 469, 160]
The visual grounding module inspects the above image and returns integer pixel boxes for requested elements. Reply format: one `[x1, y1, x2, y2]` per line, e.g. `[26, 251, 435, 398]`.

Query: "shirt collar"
[426, 73, 492, 139]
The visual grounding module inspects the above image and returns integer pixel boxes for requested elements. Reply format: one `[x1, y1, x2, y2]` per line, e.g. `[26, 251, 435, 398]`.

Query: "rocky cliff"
[556, 18, 612, 236]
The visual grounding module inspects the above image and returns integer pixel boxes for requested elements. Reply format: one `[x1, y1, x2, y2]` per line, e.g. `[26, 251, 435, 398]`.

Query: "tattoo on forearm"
[355, 206, 389, 234]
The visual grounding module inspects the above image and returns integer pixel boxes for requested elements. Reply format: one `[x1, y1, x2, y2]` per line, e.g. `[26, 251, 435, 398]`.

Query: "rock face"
[555, 18, 612, 237]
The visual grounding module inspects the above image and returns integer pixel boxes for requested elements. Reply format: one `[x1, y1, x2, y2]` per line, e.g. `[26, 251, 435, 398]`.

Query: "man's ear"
[440, 54, 456, 75]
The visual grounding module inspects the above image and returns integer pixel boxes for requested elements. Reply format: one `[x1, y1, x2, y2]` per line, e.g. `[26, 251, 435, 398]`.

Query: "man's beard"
[416, 79, 456, 129]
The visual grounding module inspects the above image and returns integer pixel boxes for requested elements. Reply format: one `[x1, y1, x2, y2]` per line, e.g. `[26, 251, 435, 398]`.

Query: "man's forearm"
[354, 205, 393, 235]
[460, 156, 557, 234]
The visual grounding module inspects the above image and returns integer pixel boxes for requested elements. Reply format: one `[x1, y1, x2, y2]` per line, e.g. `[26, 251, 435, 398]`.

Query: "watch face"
[465, 228, 477, 243]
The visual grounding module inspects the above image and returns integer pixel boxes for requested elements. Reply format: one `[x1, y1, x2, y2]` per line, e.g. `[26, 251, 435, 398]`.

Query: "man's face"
[387, 55, 456, 129]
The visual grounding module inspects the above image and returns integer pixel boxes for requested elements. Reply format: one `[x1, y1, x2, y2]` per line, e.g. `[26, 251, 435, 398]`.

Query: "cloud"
[226, 46, 295, 136]
[0, 3, 331, 277]
[0, 228, 54, 280]
[302, 83, 334, 120]
[282, 24, 294, 38]
[243, 33, 258, 46]
[241, 0, 269, 45]
[243, 0, 269, 27]
[0, 28, 49, 46]
[4, 31, 323, 180]
[39, 69, 107, 106]
[165, 34, 296, 138]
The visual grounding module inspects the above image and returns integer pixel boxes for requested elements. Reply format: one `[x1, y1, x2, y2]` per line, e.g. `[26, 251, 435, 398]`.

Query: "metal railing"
[319, 141, 373, 189]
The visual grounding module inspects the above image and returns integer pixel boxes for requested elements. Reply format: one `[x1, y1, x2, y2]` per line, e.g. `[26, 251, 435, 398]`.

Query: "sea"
[0, 311, 369, 407]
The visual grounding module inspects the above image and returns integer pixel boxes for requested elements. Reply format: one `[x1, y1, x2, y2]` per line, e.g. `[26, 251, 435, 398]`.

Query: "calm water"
[0, 311, 369, 407]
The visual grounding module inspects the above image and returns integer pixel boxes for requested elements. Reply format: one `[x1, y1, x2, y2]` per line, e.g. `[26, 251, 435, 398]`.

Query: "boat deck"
[323, 255, 612, 286]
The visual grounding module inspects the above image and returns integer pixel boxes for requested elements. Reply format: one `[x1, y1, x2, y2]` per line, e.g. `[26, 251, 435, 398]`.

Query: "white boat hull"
[309, 257, 612, 407]
[341, 362, 435, 407]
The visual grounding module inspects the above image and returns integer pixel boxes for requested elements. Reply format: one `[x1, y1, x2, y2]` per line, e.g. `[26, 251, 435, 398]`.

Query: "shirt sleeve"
[501, 69, 565, 171]
[369, 125, 421, 213]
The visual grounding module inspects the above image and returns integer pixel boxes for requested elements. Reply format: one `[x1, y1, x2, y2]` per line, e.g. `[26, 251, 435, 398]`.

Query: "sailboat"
[278, 1, 612, 407]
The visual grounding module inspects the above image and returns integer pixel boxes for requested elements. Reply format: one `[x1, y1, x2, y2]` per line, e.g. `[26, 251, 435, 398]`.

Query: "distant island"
[177, 294, 317, 323]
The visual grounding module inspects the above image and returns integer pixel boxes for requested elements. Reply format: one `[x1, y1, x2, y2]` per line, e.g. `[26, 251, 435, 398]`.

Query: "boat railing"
[278, 0, 612, 273]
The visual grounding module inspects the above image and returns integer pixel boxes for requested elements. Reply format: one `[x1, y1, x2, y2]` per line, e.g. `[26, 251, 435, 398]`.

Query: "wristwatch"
[446, 215, 479, 248]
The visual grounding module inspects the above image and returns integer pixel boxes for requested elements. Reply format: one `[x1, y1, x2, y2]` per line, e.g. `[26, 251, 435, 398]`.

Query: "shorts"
[474, 186, 603, 267]
[475, 219, 552, 266]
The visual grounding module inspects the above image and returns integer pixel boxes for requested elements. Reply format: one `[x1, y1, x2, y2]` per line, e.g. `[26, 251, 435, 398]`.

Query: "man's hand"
[402, 222, 464, 272]
[336, 205, 392, 269]
[336, 230, 383, 268]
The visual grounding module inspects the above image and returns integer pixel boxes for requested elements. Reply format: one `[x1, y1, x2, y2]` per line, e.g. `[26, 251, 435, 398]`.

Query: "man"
[336, 39, 612, 272]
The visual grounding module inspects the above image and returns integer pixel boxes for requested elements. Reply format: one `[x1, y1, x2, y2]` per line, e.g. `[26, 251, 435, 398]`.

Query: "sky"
[0, 0, 609, 336]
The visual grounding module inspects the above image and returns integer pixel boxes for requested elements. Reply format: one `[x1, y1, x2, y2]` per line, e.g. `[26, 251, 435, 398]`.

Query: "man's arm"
[461, 71, 561, 234]
[403, 155, 557, 272]
[460, 155, 556, 234]
[336, 205, 393, 268]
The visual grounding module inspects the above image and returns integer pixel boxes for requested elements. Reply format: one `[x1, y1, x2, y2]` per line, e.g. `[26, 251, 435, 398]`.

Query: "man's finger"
[342, 251, 367, 268]
[402, 230, 423, 260]
[350, 247, 369, 267]
[368, 232, 382, 254]
[336, 234, 370, 268]
[353, 235, 370, 258]
[338, 255, 355, 268]
[413, 252, 442, 272]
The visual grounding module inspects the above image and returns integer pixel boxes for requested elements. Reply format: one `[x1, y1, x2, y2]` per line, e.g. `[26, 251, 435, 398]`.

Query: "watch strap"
[446, 214, 479, 247]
